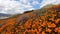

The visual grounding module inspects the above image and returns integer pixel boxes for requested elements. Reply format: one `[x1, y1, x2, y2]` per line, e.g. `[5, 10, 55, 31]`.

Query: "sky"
[0, 0, 60, 14]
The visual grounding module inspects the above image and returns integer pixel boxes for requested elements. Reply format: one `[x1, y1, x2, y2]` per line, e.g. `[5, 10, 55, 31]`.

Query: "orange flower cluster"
[21, 9, 60, 34]
[0, 4, 60, 34]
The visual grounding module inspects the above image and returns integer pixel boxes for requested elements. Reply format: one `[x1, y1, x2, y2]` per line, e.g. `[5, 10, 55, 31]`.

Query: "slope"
[0, 4, 60, 34]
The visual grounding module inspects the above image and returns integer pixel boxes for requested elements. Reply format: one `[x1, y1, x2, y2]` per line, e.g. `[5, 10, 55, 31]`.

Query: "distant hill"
[0, 13, 11, 17]
[42, 4, 54, 8]
[0, 4, 60, 34]
[0, 13, 12, 19]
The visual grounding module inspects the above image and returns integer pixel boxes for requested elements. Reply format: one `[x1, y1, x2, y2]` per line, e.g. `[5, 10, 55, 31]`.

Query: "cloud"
[0, 0, 34, 14]
[40, 0, 60, 8]
[0, 0, 60, 14]
[52, 0, 60, 4]
[32, 1, 40, 5]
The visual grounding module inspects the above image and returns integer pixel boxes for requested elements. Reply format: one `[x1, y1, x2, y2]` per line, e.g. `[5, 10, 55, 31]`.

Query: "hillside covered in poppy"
[0, 4, 60, 34]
